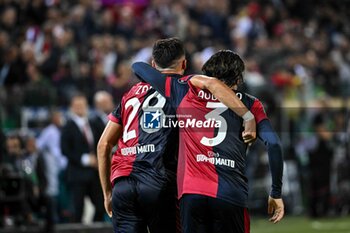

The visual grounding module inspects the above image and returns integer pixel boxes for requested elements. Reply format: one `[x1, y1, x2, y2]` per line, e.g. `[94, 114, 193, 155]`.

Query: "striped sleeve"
[250, 99, 268, 124]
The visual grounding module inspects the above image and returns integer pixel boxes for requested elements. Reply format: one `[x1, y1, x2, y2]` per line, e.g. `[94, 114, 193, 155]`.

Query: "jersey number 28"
[123, 92, 166, 142]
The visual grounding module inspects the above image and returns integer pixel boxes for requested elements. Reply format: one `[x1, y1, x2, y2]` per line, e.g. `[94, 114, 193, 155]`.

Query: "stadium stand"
[0, 0, 349, 231]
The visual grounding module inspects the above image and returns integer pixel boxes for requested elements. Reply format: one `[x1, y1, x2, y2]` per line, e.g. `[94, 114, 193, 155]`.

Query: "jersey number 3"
[200, 102, 228, 147]
[200, 93, 242, 146]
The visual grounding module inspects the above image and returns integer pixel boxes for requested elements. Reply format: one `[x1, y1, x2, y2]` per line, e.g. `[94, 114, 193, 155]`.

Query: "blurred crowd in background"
[1, 0, 350, 229]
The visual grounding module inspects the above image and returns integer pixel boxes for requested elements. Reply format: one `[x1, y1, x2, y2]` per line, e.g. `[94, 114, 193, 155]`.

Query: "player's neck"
[156, 67, 184, 75]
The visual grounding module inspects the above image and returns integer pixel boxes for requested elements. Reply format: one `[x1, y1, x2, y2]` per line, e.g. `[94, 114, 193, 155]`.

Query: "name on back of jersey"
[197, 90, 243, 101]
[198, 90, 218, 101]
[135, 84, 151, 95]
[121, 144, 155, 156]
[196, 151, 235, 169]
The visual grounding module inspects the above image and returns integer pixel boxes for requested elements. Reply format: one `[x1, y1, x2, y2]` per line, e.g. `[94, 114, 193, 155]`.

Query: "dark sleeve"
[132, 62, 170, 97]
[257, 119, 284, 198]
[108, 103, 122, 125]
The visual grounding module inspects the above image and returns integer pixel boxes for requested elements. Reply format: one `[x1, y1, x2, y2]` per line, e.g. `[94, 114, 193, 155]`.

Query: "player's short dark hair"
[202, 50, 245, 87]
[152, 38, 185, 68]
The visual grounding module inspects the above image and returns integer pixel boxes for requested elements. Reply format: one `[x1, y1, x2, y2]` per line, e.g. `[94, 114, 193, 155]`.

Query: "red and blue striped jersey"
[175, 80, 267, 207]
[108, 80, 181, 189]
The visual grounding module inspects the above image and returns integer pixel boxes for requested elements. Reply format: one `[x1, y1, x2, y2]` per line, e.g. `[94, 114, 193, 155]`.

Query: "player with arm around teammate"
[97, 40, 257, 233]
[132, 50, 284, 233]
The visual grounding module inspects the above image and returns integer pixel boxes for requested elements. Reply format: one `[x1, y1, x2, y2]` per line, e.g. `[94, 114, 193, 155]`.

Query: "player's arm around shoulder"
[188, 75, 217, 89]
[190, 75, 256, 143]
[97, 121, 123, 217]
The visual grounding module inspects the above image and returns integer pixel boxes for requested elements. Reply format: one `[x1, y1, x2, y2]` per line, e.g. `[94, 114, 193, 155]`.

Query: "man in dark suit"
[61, 94, 104, 223]
[92, 91, 114, 138]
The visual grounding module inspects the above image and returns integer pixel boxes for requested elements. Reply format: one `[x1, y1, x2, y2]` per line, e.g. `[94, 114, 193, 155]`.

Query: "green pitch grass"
[251, 216, 350, 233]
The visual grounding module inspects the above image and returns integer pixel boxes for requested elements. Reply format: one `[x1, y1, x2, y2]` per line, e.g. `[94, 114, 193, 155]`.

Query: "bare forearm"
[97, 121, 122, 198]
[97, 142, 112, 198]
[190, 75, 250, 117]
[208, 81, 249, 116]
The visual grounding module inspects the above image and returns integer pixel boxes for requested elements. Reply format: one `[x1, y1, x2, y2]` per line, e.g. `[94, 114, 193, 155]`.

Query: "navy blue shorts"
[180, 194, 250, 233]
[111, 176, 177, 233]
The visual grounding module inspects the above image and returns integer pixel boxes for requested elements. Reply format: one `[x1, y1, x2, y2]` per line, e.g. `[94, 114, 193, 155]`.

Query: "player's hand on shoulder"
[268, 196, 284, 224]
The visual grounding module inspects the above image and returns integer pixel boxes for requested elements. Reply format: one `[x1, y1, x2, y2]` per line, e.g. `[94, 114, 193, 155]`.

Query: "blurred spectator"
[24, 136, 52, 231]
[60, 94, 104, 223]
[37, 110, 67, 172]
[23, 63, 57, 107]
[308, 114, 334, 217]
[1, 135, 36, 226]
[332, 110, 350, 215]
[109, 60, 137, 104]
[0, 6, 19, 40]
[92, 91, 114, 137]
[75, 62, 95, 101]
[36, 110, 67, 227]
[2, 135, 24, 175]
[24, 136, 43, 192]
[0, 44, 27, 87]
